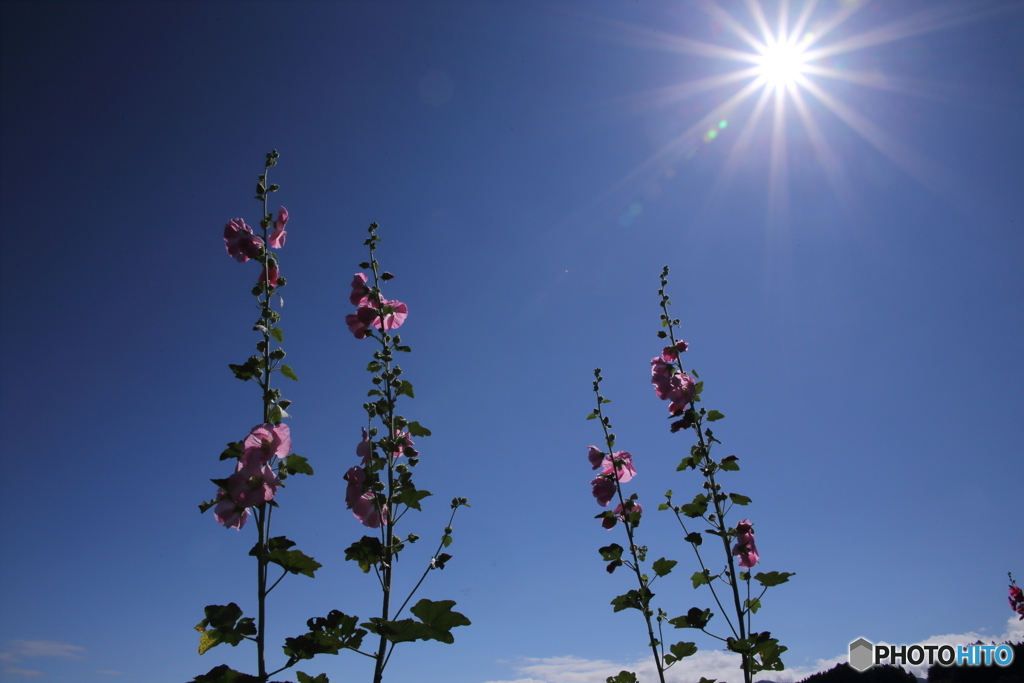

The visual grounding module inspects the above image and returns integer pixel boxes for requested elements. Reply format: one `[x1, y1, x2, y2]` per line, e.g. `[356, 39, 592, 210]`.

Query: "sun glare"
[757, 40, 807, 88]
[587, 0, 998, 227]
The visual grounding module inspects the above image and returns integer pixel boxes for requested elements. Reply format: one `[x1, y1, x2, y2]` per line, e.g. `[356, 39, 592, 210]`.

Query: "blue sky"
[1, 1, 1022, 682]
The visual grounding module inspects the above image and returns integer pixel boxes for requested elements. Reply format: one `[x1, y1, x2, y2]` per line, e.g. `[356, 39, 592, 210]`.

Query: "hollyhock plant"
[591, 475, 617, 507]
[1010, 574, 1024, 620]
[357, 427, 372, 465]
[603, 500, 643, 529]
[197, 152, 346, 683]
[732, 519, 759, 569]
[214, 489, 250, 530]
[648, 265, 792, 683]
[651, 357, 696, 415]
[269, 206, 288, 248]
[224, 218, 264, 263]
[350, 273, 370, 306]
[259, 261, 280, 287]
[243, 422, 292, 464]
[344, 222, 471, 683]
[227, 453, 280, 508]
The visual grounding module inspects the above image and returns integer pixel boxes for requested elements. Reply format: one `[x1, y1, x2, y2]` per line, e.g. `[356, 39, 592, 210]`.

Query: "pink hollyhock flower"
[259, 261, 280, 287]
[1010, 580, 1024, 620]
[224, 218, 263, 263]
[214, 489, 250, 530]
[345, 306, 377, 339]
[597, 450, 636, 484]
[369, 299, 408, 331]
[269, 207, 288, 248]
[344, 465, 386, 528]
[661, 341, 689, 362]
[732, 519, 759, 569]
[603, 500, 643, 529]
[350, 273, 370, 306]
[588, 446, 605, 470]
[650, 357, 696, 414]
[227, 453, 280, 508]
[356, 428, 372, 465]
[390, 430, 416, 458]
[591, 476, 616, 507]
[244, 423, 292, 464]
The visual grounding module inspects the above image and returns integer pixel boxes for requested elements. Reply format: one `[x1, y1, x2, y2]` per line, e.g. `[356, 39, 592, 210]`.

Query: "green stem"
[592, 375, 666, 683]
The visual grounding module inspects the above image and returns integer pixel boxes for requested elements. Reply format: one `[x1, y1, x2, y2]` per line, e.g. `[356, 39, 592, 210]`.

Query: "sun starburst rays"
[585, 0, 1016, 231]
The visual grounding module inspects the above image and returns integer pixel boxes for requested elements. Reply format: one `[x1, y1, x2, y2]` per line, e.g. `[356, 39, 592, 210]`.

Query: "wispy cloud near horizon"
[0, 640, 86, 679]
[484, 617, 1024, 683]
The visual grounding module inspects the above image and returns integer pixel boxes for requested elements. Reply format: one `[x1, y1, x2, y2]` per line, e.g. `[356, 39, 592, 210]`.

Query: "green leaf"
[283, 610, 366, 662]
[441, 534, 453, 548]
[707, 410, 724, 421]
[220, 441, 244, 461]
[188, 664, 261, 683]
[282, 454, 313, 476]
[690, 570, 710, 589]
[408, 599, 471, 644]
[586, 412, 597, 420]
[684, 532, 702, 546]
[406, 421, 432, 437]
[652, 557, 677, 577]
[397, 380, 415, 398]
[668, 607, 712, 630]
[194, 603, 256, 654]
[728, 493, 752, 506]
[610, 588, 652, 613]
[198, 498, 217, 514]
[345, 536, 383, 573]
[744, 597, 763, 614]
[606, 672, 638, 683]
[664, 641, 698, 664]
[395, 488, 432, 511]
[270, 327, 284, 343]
[366, 361, 382, 372]
[269, 548, 322, 578]
[598, 543, 624, 562]
[753, 571, 795, 587]
[281, 364, 299, 381]
[720, 455, 740, 471]
[295, 673, 328, 683]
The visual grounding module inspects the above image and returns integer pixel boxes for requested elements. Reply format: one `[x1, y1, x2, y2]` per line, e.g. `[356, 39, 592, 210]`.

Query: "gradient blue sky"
[1, 1, 1022, 682]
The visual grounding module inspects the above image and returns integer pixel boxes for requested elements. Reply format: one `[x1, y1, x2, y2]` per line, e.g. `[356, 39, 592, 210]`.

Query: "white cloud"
[3, 640, 86, 659]
[484, 617, 1024, 683]
[0, 665, 44, 679]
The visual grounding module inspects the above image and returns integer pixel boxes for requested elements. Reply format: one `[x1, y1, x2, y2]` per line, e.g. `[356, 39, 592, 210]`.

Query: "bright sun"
[757, 40, 807, 88]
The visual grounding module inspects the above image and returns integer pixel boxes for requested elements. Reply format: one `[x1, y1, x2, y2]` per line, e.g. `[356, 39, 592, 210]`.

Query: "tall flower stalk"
[193, 152, 365, 683]
[653, 266, 792, 683]
[343, 222, 470, 683]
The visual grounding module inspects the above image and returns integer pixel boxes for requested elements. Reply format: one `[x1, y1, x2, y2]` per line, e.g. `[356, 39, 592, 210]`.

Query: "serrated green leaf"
[267, 547, 322, 578]
[753, 571, 795, 587]
[720, 455, 740, 471]
[188, 664, 261, 683]
[295, 673, 328, 683]
[669, 641, 698, 660]
[270, 327, 284, 343]
[606, 672, 638, 683]
[408, 599, 471, 643]
[707, 410, 724, 421]
[690, 570, 710, 589]
[586, 412, 597, 420]
[652, 557, 677, 577]
[744, 597, 762, 614]
[283, 454, 313, 476]
[395, 488, 432, 511]
[406, 421, 431, 437]
[220, 441, 244, 461]
[398, 380, 415, 398]
[728, 493, 752, 506]
[281, 364, 298, 381]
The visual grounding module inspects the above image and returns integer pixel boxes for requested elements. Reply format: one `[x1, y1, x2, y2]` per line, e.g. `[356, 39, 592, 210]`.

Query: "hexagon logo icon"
[849, 638, 874, 672]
